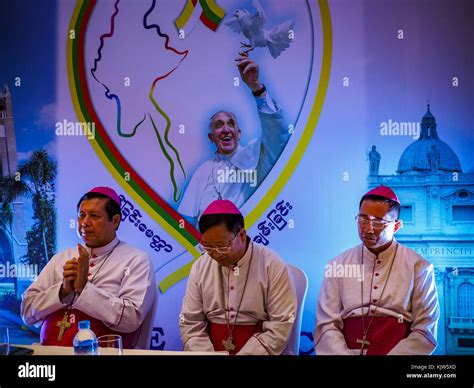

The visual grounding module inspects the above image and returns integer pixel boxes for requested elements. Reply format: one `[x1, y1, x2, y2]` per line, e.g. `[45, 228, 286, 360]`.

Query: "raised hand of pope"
[236, 56, 263, 94]
[74, 244, 90, 294]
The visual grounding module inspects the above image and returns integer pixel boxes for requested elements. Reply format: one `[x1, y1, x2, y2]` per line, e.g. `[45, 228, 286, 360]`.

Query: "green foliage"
[19, 149, 57, 270]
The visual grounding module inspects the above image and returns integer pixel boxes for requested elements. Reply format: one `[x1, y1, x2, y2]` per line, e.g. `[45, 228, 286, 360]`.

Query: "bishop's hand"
[74, 244, 90, 294]
[60, 258, 78, 299]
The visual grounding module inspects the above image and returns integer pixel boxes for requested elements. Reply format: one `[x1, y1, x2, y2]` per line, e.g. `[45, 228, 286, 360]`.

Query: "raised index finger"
[77, 244, 90, 259]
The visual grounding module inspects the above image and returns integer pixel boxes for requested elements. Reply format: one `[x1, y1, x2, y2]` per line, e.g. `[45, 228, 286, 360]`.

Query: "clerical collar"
[362, 239, 398, 261]
[214, 148, 238, 162]
[87, 236, 120, 257]
[226, 239, 252, 269]
[214, 145, 257, 171]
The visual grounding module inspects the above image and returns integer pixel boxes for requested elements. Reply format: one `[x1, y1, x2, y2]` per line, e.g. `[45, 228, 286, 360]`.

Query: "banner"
[0, 0, 473, 355]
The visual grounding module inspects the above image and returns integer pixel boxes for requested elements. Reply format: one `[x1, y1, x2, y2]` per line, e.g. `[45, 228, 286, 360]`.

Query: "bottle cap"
[78, 320, 91, 329]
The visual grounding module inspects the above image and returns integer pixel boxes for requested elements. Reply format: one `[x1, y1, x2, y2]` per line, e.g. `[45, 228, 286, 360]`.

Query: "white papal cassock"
[178, 93, 290, 224]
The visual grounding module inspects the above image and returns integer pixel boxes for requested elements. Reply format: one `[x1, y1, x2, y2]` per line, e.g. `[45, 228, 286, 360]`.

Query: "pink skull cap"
[362, 185, 400, 205]
[202, 200, 241, 216]
[88, 186, 121, 207]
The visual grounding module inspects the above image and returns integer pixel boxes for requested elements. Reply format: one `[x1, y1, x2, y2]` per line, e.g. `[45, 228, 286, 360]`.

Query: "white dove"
[224, 0, 294, 59]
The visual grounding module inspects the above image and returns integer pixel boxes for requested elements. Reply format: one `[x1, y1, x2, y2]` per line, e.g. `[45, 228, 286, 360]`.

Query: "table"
[12, 344, 227, 356]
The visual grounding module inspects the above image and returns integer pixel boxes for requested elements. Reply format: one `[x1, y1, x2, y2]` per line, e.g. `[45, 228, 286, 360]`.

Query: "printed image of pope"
[178, 54, 291, 226]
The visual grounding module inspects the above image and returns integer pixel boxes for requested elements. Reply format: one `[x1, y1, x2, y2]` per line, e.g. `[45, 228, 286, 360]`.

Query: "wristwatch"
[252, 84, 266, 97]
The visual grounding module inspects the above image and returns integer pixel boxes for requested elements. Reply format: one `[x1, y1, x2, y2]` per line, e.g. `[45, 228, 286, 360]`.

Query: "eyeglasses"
[199, 232, 239, 255]
[355, 215, 397, 230]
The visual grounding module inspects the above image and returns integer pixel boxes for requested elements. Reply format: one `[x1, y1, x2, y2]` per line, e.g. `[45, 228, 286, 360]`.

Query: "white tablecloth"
[13, 344, 227, 356]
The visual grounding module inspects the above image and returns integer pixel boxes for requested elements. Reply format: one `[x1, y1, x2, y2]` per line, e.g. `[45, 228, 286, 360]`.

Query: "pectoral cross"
[56, 310, 72, 341]
[356, 335, 370, 355]
[222, 335, 235, 353]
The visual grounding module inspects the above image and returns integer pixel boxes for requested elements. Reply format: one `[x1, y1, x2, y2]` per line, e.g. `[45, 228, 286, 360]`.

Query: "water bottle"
[73, 320, 98, 355]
